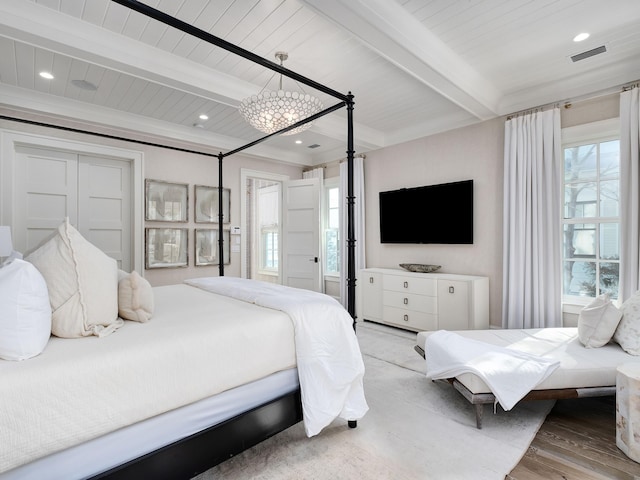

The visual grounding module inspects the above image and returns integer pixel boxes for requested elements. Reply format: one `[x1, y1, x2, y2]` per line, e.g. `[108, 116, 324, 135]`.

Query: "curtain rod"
[506, 79, 640, 120]
[302, 153, 366, 172]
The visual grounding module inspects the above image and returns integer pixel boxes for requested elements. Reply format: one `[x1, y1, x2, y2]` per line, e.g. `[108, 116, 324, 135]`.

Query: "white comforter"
[425, 330, 560, 410]
[185, 277, 369, 436]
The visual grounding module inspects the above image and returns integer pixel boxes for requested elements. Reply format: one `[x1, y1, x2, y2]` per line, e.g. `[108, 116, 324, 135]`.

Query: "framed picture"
[195, 228, 230, 266]
[145, 228, 188, 269]
[195, 185, 230, 223]
[145, 179, 188, 222]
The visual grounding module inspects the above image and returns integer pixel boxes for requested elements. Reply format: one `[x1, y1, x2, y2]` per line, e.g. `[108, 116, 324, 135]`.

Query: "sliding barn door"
[282, 178, 321, 292]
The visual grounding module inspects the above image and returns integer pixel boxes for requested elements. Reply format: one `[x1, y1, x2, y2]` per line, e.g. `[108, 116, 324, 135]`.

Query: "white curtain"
[619, 87, 640, 301]
[302, 167, 324, 181]
[502, 108, 563, 328]
[339, 157, 365, 308]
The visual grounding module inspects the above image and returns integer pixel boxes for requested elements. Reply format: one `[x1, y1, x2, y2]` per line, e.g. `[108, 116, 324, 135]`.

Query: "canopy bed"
[0, 1, 364, 478]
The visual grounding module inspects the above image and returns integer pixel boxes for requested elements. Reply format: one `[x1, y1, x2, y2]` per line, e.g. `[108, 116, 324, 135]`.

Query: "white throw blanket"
[184, 277, 369, 436]
[425, 330, 560, 410]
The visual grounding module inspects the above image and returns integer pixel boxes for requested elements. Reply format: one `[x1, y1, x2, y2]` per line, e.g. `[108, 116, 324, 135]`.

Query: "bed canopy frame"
[1, 0, 359, 325]
[0, 3, 360, 477]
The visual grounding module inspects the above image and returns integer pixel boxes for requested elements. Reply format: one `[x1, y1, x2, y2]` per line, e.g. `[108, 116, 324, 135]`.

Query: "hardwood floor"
[507, 396, 640, 479]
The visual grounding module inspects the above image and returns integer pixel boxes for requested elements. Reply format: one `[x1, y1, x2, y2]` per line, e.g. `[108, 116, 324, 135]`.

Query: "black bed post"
[218, 152, 224, 277]
[346, 93, 357, 330]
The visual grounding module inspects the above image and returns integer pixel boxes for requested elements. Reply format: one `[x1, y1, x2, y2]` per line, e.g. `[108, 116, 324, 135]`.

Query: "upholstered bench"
[415, 328, 640, 428]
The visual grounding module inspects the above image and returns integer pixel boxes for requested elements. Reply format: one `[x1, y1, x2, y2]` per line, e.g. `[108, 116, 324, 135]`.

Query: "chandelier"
[238, 52, 323, 136]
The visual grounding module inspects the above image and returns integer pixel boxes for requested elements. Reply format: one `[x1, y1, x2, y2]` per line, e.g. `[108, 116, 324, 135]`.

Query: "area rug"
[194, 322, 554, 480]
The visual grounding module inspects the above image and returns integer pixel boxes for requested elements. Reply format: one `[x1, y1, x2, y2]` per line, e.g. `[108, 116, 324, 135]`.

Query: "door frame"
[240, 168, 289, 281]
[0, 129, 144, 273]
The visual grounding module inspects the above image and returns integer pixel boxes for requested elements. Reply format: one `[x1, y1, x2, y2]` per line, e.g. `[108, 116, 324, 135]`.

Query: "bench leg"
[475, 404, 483, 429]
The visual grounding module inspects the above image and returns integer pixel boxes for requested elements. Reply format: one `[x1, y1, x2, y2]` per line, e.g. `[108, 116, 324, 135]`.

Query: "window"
[324, 182, 340, 275]
[563, 128, 620, 301]
[256, 183, 280, 275]
[262, 229, 278, 270]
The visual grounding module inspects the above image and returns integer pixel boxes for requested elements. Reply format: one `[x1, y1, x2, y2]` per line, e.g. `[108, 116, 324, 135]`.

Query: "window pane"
[325, 229, 339, 273]
[600, 223, 619, 260]
[600, 262, 619, 299]
[564, 261, 596, 297]
[564, 144, 597, 181]
[329, 208, 339, 229]
[600, 180, 619, 217]
[600, 140, 620, 178]
[329, 187, 339, 209]
[564, 223, 596, 258]
[564, 183, 597, 218]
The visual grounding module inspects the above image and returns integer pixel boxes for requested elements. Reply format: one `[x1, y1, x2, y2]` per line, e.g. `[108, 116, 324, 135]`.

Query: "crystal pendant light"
[238, 52, 323, 136]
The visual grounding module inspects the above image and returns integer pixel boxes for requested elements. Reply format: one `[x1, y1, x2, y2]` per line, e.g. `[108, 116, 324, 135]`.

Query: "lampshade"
[238, 52, 323, 136]
[0, 226, 13, 257]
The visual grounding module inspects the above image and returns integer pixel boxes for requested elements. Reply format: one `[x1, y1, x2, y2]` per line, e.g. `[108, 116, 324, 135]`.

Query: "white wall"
[360, 92, 621, 328]
[0, 109, 303, 286]
[362, 117, 504, 326]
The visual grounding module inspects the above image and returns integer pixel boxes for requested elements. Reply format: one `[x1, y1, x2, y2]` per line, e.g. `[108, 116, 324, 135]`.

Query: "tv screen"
[379, 180, 473, 244]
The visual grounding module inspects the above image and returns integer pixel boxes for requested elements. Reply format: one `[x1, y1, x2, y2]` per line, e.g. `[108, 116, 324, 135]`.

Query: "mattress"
[0, 284, 296, 474]
[417, 328, 640, 394]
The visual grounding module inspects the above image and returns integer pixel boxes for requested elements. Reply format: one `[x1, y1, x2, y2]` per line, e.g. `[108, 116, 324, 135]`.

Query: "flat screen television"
[379, 179, 473, 244]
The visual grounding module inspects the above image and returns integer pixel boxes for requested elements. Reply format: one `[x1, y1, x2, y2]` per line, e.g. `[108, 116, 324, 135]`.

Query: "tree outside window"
[563, 139, 620, 299]
[324, 186, 340, 275]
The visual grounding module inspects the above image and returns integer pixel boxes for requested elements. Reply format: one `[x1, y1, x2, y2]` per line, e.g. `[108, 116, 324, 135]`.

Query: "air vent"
[571, 45, 607, 62]
[70, 79, 98, 91]
[308, 144, 321, 149]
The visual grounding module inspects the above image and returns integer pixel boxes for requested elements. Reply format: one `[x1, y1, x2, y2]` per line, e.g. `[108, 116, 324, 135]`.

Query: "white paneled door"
[13, 146, 132, 271]
[282, 178, 321, 292]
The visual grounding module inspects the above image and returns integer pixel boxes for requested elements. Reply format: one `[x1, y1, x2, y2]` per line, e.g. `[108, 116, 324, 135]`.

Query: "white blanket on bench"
[425, 330, 560, 410]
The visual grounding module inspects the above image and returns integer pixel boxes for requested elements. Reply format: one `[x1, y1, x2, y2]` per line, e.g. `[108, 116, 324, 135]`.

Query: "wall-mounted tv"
[379, 179, 473, 244]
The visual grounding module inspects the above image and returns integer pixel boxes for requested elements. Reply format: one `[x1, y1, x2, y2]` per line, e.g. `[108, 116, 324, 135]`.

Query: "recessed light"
[199, 114, 209, 120]
[573, 33, 590, 42]
[39, 71, 54, 79]
[295, 140, 302, 144]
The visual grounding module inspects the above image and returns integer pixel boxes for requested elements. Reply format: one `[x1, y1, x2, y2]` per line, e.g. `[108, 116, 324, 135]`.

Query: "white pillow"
[25, 218, 123, 338]
[577, 294, 622, 348]
[118, 270, 154, 323]
[0, 259, 51, 360]
[614, 291, 640, 355]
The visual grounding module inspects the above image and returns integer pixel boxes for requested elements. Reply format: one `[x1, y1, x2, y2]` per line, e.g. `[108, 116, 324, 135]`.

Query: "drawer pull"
[404, 281, 408, 289]
[403, 314, 409, 322]
[449, 286, 455, 294]
[369, 277, 374, 284]
[403, 297, 408, 305]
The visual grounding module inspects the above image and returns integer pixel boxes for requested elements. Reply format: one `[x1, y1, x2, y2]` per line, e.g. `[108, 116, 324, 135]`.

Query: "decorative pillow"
[613, 291, 640, 355]
[0, 259, 51, 360]
[25, 218, 122, 338]
[118, 270, 154, 323]
[577, 294, 622, 348]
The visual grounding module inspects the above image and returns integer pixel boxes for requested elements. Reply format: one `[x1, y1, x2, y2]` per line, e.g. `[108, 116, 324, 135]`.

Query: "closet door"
[13, 146, 132, 270]
[14, 145, 78, 251]
[78, 155, 132, 271]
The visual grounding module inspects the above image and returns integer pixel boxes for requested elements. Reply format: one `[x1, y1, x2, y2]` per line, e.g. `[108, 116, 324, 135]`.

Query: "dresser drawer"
[383, 291, 436, 314]
[383, 275, 437, 295]
[383, 306, 437, 331]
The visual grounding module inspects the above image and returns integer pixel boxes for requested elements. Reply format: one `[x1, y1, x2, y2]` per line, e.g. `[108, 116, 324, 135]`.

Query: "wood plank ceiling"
[1, 0, 639, 165]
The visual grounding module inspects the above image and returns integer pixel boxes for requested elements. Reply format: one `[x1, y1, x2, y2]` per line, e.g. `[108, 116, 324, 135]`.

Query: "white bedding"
[0, 283, 297, 474]
[185, 277, 369, 436]
[425, 330, 560, 410]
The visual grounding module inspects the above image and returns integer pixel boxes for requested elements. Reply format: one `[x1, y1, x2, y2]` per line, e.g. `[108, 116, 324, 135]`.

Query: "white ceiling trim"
[0, 1, 253, 107]
[0, 1, 382, 154]
[0, 84, 313, 166]
[300, 0, 502, 121]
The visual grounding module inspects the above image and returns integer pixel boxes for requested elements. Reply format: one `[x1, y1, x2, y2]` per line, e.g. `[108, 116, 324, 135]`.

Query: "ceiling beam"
[301, 0, 502, 121]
